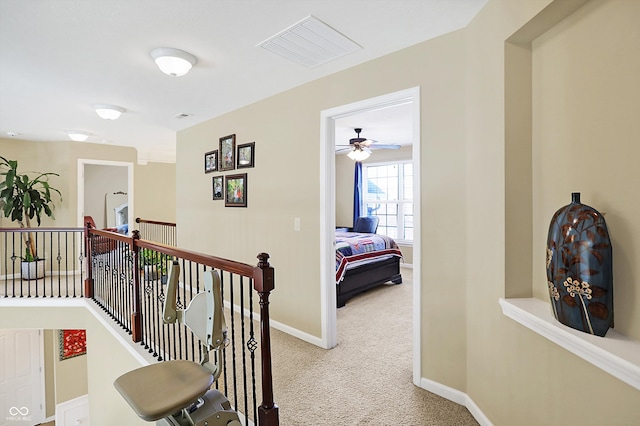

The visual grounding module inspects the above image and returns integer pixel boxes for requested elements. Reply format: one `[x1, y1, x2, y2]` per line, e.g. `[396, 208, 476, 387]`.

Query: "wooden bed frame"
[336, 256, 402, 308]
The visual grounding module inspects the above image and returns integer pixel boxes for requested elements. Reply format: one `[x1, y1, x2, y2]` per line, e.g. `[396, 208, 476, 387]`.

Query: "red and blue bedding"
[335, 231, 403, 284]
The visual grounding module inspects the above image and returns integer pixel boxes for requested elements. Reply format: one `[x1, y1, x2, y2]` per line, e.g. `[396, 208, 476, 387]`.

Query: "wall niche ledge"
[499, 297, 640, 391]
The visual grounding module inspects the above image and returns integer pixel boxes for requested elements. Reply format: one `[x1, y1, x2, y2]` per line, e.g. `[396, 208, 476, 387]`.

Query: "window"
[363, 161, 413, 242]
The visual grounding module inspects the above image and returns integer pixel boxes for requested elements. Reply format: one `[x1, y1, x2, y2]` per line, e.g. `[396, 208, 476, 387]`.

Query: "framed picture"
[225, 173, 247, 207]
[212, 176, 224, 200]
[204, 150, 218, 173]
[219, 134, 236, 171]
[59, 329, 87, 360]
[237, 142, 255, 169]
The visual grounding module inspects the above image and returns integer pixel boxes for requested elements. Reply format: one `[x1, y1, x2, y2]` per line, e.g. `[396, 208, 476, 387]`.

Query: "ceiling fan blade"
[369, 144, 401, 150]
[359, 139, 378, 147]
[335, 147, 353, 153]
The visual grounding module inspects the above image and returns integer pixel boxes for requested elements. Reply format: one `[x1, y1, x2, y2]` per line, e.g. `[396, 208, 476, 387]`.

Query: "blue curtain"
[353, 161, 363, 225]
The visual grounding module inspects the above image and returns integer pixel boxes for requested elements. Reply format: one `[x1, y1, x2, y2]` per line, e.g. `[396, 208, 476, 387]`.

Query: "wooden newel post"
[131, 230, 143, 343]
[84, 220, 94, 298]
[254, 252, 279, 426]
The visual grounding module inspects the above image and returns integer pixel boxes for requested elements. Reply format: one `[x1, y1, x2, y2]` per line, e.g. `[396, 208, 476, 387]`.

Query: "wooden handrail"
[135, 217, 177, 227]
[134, 239, 256, 278]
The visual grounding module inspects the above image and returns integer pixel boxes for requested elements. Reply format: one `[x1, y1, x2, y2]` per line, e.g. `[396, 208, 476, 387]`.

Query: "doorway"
[77, 159, 133, 229]
[319, 87, 421, 384]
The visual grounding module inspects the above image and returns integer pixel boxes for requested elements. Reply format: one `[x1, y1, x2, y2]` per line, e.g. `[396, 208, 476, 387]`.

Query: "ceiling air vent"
[257, 15, 361, 68]
[174, 113, 193, 120]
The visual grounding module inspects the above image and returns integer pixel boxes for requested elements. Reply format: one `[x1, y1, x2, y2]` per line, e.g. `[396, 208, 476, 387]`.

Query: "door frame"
[319, 86, 421, 383]
[77, 159, 134, 228]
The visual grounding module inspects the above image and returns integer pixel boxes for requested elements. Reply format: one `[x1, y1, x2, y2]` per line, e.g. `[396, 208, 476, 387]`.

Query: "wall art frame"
[212, 176, 224, 200]
[237, 142, 255, 169]
[219, 134, 236, 171]
[204, 150, 218, 173]
[225, 173, 247, 207]
[59, 329, 87, 360]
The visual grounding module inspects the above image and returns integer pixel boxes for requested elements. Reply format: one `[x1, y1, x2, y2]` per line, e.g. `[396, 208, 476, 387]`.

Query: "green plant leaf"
[0, 158, 61, 227]
[23, 191, 31, 208]
[6, 170, 15, 188]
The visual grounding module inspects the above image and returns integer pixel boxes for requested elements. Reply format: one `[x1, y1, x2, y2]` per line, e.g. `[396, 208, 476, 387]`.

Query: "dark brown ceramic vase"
[545, 193, 613, 336]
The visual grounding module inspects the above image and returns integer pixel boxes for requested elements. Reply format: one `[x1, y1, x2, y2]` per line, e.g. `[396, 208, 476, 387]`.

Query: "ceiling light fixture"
[93, 104, 125, 120]
[67, 131, 89, 142]
[347, 146, 371, 162]
[150, 47, 197, 77]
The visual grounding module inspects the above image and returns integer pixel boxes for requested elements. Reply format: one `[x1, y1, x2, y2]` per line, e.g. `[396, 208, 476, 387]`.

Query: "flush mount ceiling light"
[93, 104, 125, 120]
[150, 47, 197, 77]
[67, 131, 89, 142]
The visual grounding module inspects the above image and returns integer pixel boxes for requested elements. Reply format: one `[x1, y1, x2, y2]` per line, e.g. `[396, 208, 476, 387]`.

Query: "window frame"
[362, 159, 414, 245]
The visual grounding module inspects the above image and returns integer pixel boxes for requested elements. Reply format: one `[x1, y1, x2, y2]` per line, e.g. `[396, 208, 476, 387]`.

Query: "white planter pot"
[21, 260, 45, 280]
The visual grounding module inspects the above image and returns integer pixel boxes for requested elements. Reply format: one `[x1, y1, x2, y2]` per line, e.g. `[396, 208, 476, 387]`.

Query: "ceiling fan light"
[151, 47, 197, 77]
[93, 104, 125, 120]
[67, 131, 89, 142]
[347, 147, 371, 161]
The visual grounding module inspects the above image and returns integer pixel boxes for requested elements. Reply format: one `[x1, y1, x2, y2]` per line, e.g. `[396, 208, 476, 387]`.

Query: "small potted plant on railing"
[21, 247, 45, 280]
[0, 156, 61, 280]
[140, 248, 170, 283]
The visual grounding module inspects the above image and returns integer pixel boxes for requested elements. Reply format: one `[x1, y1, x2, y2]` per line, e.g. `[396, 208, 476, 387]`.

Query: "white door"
[0, 330, 45, 426]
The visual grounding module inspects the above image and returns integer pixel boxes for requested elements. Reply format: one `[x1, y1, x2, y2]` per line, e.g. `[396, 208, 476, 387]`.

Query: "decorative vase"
[546, 193, 613, 336]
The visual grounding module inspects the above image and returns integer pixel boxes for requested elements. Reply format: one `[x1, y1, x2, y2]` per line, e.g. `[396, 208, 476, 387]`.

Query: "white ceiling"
[0, 0, 486, 162]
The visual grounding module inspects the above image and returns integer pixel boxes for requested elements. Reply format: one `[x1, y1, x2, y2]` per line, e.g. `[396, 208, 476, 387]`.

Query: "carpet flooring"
[269, 268, 478, 425]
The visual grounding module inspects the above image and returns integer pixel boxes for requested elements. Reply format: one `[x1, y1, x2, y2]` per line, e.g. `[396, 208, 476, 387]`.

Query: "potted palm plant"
[0, 156, 62, 279]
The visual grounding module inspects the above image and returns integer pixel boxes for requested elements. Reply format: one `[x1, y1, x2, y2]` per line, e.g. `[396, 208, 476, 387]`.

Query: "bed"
[335, 230, 403, 307]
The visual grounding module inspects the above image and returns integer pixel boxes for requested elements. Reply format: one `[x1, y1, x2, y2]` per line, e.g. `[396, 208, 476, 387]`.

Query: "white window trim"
[363, 160, 414, 245]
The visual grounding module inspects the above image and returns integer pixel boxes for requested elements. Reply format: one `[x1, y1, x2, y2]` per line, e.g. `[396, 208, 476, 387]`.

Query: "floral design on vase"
[546, 193, 613, 337]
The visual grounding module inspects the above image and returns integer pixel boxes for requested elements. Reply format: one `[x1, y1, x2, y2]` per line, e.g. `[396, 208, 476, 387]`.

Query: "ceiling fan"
[336, 128, 401, 161]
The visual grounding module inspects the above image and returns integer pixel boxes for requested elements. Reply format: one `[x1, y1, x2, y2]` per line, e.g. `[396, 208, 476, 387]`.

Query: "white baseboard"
[269, 318, 324, 347]
[420, 377, 493, 426]
[225, 301, 325, 348]
[0, 269, 82, 281]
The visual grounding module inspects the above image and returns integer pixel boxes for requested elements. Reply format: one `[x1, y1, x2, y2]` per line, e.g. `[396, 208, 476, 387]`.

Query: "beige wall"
[0, 138, 176, 227]
[134, 161, 177, 224]
[0, 305, 147, 426]
[176, 34, 464, 340]
[468, 0, 640, 424]
[175, 0, 639, 424]
[41, 330, 88, 416]
[53, 329, 89, 402]
[530, 0, 640, 339]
